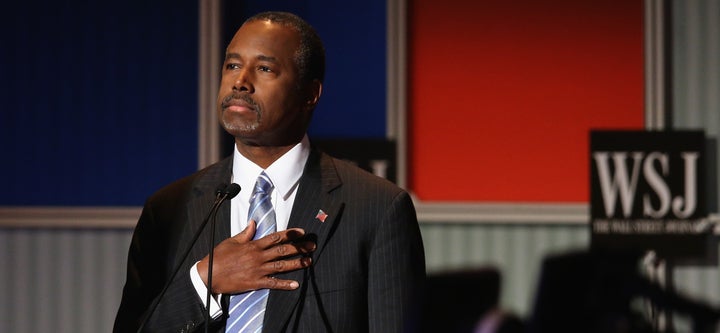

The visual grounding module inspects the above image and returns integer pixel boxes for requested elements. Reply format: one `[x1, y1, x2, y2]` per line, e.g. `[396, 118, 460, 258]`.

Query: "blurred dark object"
[526, 249, 720, 333]
[474, 308, 526, 333]
[313, 138, 397, 183]
[420, 267, 525, 333]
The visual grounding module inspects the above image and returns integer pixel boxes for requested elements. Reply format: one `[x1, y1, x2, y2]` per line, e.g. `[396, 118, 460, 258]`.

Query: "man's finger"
[256, 228, 306, 248]
[261, 277, 300, 290]
[261, 257, 313, 275]
[233, 219, 256, 242]
[271, 241, 316, 257]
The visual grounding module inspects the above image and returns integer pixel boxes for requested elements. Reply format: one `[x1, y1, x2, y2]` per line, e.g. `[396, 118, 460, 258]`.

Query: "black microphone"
[223, 183, 241, 199]
[136, 183, 240, 333]
[205, 183, 241, 333]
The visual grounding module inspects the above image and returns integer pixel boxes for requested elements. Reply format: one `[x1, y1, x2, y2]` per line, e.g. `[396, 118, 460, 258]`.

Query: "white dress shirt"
[189, 135, 311, 318]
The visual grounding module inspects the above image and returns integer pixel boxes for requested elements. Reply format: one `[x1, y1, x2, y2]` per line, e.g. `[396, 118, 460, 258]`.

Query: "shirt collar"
[232, 135, 310, 200]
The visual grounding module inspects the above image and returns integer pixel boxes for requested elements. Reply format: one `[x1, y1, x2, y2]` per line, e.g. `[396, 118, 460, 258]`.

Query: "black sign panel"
[590, 130, 711, 260]
[313, 138, 397, 184]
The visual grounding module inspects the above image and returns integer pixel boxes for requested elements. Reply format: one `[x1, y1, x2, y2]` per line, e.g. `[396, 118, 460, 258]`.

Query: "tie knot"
[253, 172, 274, 196]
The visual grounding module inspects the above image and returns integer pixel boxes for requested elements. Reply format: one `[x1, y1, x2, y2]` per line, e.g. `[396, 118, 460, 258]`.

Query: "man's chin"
[221, 121, 259, 138]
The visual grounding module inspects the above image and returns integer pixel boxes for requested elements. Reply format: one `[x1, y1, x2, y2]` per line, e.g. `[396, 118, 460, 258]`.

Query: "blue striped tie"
[226, 172, 276, 333]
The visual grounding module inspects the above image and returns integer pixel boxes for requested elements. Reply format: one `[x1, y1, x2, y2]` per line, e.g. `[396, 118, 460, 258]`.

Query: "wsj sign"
[590, 130, 710, 259]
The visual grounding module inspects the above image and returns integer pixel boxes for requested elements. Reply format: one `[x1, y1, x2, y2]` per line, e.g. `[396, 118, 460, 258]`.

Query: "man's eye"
[226, 63, 240, 70]
[259, 66, 272, 72]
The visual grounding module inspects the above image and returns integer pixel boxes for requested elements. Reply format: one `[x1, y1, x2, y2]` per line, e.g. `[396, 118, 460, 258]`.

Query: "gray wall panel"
[673, 0, 720, 213]
[1, 224, 719, 332]
[0, 229, 132, 333]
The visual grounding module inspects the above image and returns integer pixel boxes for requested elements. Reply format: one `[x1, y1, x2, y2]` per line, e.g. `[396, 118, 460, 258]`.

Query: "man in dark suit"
[114, 11, 426, 333]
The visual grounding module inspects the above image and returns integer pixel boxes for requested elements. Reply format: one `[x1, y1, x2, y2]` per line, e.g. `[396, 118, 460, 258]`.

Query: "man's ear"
[304, 79, 322, 110]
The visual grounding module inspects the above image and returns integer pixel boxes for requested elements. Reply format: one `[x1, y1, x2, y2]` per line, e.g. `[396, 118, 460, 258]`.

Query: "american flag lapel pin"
[315, 209, 328, 223]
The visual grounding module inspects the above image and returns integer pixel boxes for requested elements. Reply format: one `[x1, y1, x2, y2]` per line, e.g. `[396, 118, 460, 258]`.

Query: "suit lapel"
[264, 149, 343, 332]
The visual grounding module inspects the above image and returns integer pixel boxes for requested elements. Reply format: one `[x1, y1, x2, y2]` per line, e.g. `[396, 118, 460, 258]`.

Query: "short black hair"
[245, 11, 326, 84]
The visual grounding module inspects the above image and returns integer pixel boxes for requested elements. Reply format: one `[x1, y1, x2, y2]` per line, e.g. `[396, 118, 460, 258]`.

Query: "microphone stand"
[205, 184, 240, 333]
[136, 183, 239, 333]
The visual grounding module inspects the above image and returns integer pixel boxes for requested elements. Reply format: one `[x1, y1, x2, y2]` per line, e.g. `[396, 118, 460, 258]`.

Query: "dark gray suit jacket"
[114, 148, 426, 332]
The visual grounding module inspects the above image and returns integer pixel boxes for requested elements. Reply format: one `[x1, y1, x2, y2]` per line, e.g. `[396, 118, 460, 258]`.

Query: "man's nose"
[233, 69, 254, 93]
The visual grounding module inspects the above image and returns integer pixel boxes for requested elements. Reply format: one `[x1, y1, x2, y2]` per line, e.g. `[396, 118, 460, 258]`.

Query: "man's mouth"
[222, 94, 257, 112]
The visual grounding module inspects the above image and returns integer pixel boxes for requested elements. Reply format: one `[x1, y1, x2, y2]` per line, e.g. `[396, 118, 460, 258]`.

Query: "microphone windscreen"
[225, 183, 241, 199]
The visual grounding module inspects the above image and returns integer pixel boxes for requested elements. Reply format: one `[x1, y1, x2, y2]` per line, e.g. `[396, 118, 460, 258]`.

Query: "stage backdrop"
[2, 0, 644, 207]
[408, 0, 645, 203]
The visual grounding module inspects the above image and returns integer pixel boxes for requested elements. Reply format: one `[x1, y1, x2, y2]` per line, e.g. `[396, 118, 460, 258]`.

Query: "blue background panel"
[1, 0, 387, 206]
[1, 0, 199, 206]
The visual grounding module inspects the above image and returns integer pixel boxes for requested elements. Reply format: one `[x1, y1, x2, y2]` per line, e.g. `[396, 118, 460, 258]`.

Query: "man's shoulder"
[147, 156, 233, 203]
[321, 152, 404, 194]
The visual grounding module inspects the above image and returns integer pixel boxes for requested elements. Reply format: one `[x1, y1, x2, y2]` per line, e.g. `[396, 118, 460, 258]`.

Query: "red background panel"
[408, 0, 645, 202]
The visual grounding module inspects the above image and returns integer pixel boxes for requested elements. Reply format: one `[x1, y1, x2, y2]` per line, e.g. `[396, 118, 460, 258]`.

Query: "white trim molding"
[0, 207, 141, 229]
[414, 201, 589, 224]
[388, 0, 409, 191]
[198, 0, 222, 168]
[645, 0, 668, 130]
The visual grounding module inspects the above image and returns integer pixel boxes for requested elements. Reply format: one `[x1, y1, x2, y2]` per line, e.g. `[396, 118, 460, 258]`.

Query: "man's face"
[217, 20, 309, 147]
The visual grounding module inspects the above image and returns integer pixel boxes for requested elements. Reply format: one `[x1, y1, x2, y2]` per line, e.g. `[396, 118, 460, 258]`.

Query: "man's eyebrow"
[225, 52, 240, 61]
[257, 55, 278, 63]
[224, 53, 278, 63]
